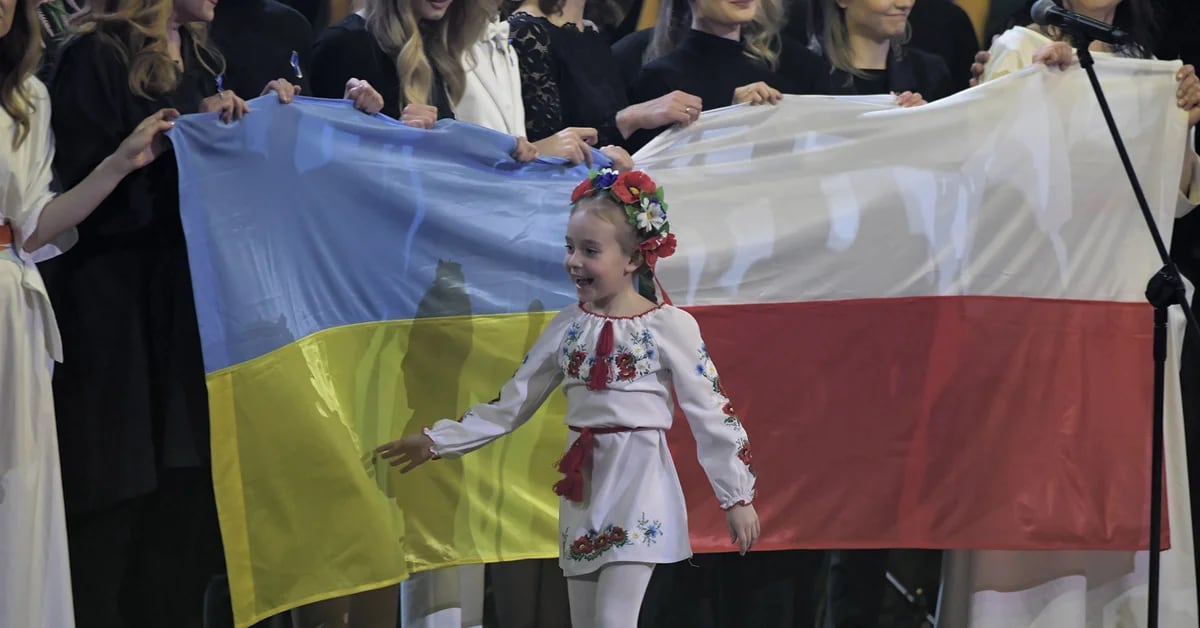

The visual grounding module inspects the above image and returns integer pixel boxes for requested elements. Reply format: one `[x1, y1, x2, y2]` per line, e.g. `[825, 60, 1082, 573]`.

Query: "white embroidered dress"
[425, 303, 756, 577]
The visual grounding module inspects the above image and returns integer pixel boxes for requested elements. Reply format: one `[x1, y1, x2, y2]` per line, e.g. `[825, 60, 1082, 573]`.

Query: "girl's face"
[412, 0, 453, 21]
[564, 209, 640, 309]
[691, 0, 760, 29]
[0, 0, 17, 40]
[839, 0, 913, 42]
[173, 0, 217, 23]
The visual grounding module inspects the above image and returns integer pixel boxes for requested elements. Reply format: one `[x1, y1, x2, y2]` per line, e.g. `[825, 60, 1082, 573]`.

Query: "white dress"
[425, 303, 757, 577]
[0, 76, 76, 628]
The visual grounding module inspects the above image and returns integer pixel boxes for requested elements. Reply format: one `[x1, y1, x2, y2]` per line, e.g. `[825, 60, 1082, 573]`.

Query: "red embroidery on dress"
[616, 352, 637, 380]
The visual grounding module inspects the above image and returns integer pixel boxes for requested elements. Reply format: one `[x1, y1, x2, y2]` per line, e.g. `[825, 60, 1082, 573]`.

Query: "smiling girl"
[377, 169, 761, 628]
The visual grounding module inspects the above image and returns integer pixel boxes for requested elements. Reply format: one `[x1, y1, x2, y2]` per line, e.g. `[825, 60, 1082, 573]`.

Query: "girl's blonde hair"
[0, 0, 43, 149]
[569, 194, 659, 303]
[364, 0, 493, 107]
[818, 0, 910, 80]
[73, 0, 224, 100]
[645, 0, 784, 69]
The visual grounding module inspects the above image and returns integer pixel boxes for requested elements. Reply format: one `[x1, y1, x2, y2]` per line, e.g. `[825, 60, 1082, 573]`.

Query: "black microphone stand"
[1071, 36, 1200, 628]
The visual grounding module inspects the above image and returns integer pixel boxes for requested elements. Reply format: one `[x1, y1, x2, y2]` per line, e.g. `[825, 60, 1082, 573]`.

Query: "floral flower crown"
[570, 168, 677, 269]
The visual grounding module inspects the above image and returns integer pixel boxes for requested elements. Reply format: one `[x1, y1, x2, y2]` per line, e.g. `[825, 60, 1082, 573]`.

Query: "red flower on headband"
[612, 171, 657, 205]
[639, 233, 677, 268]
[571, 179, 595, 203]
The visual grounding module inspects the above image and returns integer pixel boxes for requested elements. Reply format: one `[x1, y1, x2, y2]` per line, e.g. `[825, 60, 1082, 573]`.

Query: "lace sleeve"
[509, 14, 565, 142]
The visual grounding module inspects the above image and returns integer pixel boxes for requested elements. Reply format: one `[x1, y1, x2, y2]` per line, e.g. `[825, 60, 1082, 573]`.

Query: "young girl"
[0, 0, 177, 626]
[377, 169, 761, 627]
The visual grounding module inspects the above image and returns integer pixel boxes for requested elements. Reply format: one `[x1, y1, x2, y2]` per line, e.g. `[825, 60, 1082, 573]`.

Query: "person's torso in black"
[310, 13, 454, 120]
[508, 12, 628, 145]
[210, 0, 314, 98]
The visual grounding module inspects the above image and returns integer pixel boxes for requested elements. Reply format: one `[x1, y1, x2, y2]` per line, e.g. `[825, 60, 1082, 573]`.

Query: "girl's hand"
[200, 90, 250, 123]
[1032, 41, 1076, 71]
[262, 78, 301, 104]
[532, 127, 598, 167]
[733, 81, 783, 106]
[375, 434, 437, 473]
[1176, 65, 1200, 129]
[725, 503, 760, 555]
[401, 103, 439, 129]
[513, 136, 539, 162]
[113, 108, 179, 175]
[345, 78, 384, 115]
[600, 145, 634, 172]
[894, 91, 927, 107]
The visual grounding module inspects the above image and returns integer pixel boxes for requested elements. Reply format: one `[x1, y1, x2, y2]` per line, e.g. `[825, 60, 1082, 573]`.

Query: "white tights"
[566, 562, 655, 628]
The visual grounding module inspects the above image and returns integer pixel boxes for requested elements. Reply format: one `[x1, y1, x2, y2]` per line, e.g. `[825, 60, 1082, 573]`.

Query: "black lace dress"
[508, 12, 628, 146]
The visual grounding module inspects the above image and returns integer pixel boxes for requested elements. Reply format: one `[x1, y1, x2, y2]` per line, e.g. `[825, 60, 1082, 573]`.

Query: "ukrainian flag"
[170, 98, 593, 627]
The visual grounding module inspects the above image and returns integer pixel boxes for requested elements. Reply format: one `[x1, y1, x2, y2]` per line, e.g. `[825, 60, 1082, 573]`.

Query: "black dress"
[211, 0, 313, 97]
[310, 13, 455, 120]
[43, 27, 224, 626]
[826, 46, 955, 102]
[625, 29, 831, 151]
[508, 12, 628, 146]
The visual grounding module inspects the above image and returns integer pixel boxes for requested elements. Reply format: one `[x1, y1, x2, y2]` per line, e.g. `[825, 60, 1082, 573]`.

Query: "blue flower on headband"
[592, 168, 619, 189]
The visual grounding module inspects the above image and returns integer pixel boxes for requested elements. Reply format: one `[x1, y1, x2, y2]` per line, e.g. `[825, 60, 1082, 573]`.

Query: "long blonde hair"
[365, 0, 491, 107]
[73, 0, 223, 100]
[819, 0, 910, 80]
[645, 0, 782, 69]
[0, 0, 43, 149]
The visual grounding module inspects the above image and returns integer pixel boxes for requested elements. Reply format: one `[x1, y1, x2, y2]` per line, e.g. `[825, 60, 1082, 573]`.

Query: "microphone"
[1030, 0, 1128, 45]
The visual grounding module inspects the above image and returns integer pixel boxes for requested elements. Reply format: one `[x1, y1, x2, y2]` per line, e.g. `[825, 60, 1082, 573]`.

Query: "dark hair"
[0, 0, 43, 149]
[1014, 0, 1157, 59]
[501, 0, 623, 28]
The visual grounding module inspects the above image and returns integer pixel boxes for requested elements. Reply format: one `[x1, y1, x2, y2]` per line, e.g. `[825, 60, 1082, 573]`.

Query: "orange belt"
[553, 426, 657, 502]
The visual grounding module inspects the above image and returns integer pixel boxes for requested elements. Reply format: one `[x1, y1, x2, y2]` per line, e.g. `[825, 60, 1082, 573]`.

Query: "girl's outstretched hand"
[725, 503, 760, 555]
[376, 433, 437, 473]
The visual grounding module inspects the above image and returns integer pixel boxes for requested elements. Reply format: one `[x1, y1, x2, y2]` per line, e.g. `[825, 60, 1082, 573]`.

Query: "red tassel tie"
[553, 426, 649, 502]
[553, 427, 594, 502]
[587, 320, 614, 391]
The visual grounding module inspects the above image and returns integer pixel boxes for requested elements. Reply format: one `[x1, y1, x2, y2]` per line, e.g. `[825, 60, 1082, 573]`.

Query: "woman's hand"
[532, 127, 598, 166]
[344, 78, 384, 115]
[376, 434, 438, 473]
[1176, 65, 1200, 128]
[199, 90, 250, 123]
[1032, 41, 1076, 71]
[733, 82, 783, 106]
[512, 136, 539, 162]
[969, 49, 991, 87]
[112, 108, 180, 175]
[262, 79, 301, 104]
[599, 145, 634, 172]
[617, 90, 703, 137]
[894, 91, 927, 107]
[725, 503, 760, 556]
[400, 103, 439, 129]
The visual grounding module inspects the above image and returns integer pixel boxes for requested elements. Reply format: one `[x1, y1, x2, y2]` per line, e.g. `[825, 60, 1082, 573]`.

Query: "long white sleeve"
[424, 305, 576, 457]
[657, 306, 756, 510]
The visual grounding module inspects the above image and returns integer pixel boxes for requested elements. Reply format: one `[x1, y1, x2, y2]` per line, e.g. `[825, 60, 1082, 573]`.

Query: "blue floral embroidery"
[636, 513, 663, 546]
